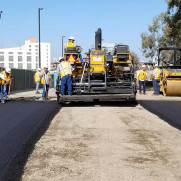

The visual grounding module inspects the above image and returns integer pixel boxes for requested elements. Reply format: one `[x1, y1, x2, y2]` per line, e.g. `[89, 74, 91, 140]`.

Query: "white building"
[0, 38, 51, 70]
[102, 42, 116, 54]
[91, 42, 116, 54]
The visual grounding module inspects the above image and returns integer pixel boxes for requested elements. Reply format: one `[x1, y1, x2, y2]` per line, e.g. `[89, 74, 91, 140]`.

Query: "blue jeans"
[2, 84, 9, 98]
[153, 79, 160, 94]
[61, 75, 72, 95]
[35, 81, 40, 93]
[0, 84, 4, 102]
[42, 84, 49, 98]
[139, 80, 146, 93]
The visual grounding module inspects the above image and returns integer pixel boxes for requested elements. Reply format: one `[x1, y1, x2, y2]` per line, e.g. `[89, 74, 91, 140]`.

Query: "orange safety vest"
[138, 70, 146, 81]
[153, 68, 161, 80]
[1, 71, 11, 85]
[41, 72, 51, 85]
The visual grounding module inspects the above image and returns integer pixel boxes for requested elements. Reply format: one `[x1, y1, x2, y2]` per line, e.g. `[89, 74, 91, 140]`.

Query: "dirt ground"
[22, 102, 181, 181]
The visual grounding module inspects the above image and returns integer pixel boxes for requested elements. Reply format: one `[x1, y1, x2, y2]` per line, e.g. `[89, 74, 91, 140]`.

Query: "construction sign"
[67, 55, 76, 62]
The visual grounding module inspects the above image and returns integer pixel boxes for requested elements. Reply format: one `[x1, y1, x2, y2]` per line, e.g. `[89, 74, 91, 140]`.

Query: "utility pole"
[0, 11, 2, 20]
[62, 36, 66, 57]
[38, 8, 46, 68]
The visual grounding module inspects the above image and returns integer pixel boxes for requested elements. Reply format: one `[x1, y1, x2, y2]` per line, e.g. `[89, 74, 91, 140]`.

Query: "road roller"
[158, 47, 181, 96]
[56, 28, 136, 103]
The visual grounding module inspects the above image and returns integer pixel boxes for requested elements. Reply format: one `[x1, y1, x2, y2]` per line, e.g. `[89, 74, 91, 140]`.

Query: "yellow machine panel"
[90, 50, 105, 74]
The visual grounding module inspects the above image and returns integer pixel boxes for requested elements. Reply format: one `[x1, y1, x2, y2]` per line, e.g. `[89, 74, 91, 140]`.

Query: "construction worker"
[59, 58, 72, 95]
[152, 64, 161, 95]
[0, 72, 6, 103]
[137, 65, 147, 94]
[64, 36, 76, 49]
[1, 67, 12, 99]
[34, 68, 42, 94]
[41, 67, 51, 100]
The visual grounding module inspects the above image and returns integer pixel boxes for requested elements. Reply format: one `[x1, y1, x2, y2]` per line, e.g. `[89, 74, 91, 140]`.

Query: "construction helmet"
[5, 67, 11, 73]
[69, 36, 75, 41]
[59, 57, 64, 62]
[155, 64, 158, 67]
[38, 68, 41, 71]
[142, 65, 146, 68]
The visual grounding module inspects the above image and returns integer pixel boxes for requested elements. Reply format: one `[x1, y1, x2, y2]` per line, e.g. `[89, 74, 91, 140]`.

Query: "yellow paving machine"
[56, 28, 137, 103]
[158, 47, 181, 96]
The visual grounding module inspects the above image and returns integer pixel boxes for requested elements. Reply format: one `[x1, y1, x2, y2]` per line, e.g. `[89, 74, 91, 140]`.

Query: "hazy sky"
[0, 0, 167, 61]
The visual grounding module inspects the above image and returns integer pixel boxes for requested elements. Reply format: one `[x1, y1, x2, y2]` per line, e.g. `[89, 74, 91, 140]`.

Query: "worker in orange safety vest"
[137, 65, 147, 94]
[41, 67, 51, 100]
[0, 72, 6, 103]
[1, 67, 12, 99]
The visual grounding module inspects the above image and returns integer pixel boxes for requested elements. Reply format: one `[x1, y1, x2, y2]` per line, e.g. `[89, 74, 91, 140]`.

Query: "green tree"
[141, 13, 170, 59]
[166, 0, 181, 46]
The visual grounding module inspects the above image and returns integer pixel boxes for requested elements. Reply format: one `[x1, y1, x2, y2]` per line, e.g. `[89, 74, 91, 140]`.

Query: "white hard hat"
[59, 56, 63, 60]
[5, 67, 11, 73]
[142, 65, 146, 68]
[155, 64, 158, 67]
[69, 36, 75, 41]
[38, 68, 41, 71]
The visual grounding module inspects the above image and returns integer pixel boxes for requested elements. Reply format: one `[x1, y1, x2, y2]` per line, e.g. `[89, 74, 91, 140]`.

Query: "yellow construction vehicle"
[112, 44, 133, 76]
[158, 47, 181, 96]
[63, 45, 83, 77]
[56, 28, 136, 103]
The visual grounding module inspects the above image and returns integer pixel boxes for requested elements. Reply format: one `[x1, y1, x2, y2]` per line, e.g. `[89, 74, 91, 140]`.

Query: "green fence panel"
[0, 67, 36, 91]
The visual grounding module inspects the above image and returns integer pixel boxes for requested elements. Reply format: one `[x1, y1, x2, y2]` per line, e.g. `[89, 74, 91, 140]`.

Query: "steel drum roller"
[163, 79, 181, 96]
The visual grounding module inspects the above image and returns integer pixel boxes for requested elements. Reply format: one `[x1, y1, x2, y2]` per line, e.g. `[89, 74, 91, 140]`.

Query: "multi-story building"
[91, 42, 116, 55]
[102, 42, 116, 54]
[0, 38, 51, 70]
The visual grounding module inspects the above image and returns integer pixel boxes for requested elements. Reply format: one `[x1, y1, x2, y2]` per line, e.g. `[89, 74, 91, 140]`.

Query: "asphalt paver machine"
[56, 28, 137, 103]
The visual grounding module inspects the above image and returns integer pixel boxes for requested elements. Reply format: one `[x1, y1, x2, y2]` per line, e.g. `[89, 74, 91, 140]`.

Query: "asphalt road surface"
[7, 101, 180, 181]
[0, 100, 60, 179]
[137, 92, 181, 129]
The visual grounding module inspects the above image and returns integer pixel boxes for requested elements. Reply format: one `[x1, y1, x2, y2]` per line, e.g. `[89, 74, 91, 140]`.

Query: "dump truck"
[158, 47, 181, 96]
[56, 28, 137, 103]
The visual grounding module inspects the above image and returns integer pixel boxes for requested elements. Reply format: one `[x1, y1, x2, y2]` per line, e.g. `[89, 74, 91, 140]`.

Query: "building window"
[29, 45, 31, 47]
[35, 45, 38, 47]
[18, 63, 23, 69]
[0, 56, 4, 61]
[18, 56, 23, 62]
[36, 63, 38, 69]
[0, 63, 4, 67]
[35, 49, 38, 51]
[9, 52, 13, 54]
[27, 63, 32, 69]
[18, 52, 22, 54]
[9, 56, 14, 62]
[29, 49, 31, 51]
[27, 52, 31, 55]
[0, 52, 4, 54]
[9, 63, 14, 68]
[36, 56, 38, 62]
[27, 56, 31, 62]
